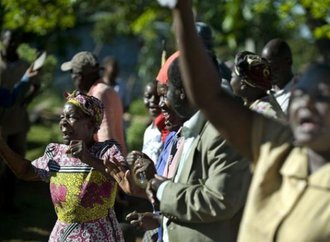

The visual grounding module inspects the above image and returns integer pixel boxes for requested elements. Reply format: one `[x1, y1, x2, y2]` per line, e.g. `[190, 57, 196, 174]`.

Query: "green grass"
[26, 123, 62, 160]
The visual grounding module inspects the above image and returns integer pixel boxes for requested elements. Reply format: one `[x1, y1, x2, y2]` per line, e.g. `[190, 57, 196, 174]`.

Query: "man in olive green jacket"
[147, 56, 251, 242]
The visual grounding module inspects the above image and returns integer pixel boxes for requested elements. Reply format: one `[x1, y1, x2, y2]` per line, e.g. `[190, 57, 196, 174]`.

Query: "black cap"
[195, 22, 213, 50]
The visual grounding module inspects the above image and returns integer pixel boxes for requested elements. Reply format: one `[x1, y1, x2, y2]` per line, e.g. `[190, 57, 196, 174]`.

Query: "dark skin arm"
[0, 130, 39, 181]
[173, 0, 255, 160]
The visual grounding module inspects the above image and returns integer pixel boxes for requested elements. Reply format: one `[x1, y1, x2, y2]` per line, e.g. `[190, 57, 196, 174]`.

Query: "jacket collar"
[280, 147, 330, 189]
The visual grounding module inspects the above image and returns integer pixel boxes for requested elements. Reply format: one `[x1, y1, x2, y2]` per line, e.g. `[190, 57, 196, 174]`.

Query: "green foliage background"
[0, 1, 328, 239]
[126, 99, 149, 151]
[1, 0, 329, 82]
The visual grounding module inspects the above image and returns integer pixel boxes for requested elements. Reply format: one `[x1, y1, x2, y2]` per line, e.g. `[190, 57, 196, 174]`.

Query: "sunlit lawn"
[26, 122, 62, 160]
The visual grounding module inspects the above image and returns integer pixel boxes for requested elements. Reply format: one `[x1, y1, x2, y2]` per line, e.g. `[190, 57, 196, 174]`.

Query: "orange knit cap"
[156, 51, 180, 84]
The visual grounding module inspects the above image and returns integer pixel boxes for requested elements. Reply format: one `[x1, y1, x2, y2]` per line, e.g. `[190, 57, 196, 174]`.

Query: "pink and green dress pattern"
[32, 140, 125, 242]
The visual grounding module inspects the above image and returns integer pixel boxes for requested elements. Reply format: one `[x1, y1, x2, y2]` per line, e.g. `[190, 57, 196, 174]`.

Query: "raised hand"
[157, 0, 178, 9]
[25, 65, 39, 79]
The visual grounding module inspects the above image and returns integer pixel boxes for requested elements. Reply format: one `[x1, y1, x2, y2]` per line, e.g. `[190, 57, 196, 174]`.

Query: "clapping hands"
[126, 151, 157, 186]
[104, 155, 147, 198]
[126, 211, 161, 230]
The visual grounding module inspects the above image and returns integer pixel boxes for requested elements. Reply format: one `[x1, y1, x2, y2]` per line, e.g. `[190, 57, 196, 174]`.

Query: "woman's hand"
[104, 156, 147, 198]
[66, 140, 92, 163]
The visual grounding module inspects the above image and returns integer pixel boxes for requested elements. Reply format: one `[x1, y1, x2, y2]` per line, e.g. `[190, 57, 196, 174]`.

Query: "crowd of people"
[0, 1, 330, 242]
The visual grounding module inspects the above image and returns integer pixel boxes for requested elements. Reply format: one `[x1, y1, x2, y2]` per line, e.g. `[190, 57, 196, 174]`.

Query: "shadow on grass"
[0, 181, 56, 242]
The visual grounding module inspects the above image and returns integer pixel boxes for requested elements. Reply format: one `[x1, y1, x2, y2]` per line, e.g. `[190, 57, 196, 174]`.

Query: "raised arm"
[172, 0, 255, 159]
[12, 66, 39, 105]
[0, 136, 39, 181]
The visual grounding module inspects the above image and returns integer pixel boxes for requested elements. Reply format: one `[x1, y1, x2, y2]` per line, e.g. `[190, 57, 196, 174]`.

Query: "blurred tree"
[72, 0, 328, 83]
[1, 0, 328, 83]
[300, 0, 330, 62]
[0, 0, 70, 120]
[0, 0, 75, 36]
[73, 1, 174, 89]
[0, 0, 78, 58]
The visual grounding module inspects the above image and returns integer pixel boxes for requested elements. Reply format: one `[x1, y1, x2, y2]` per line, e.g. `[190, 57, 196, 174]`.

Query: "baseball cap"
[195, 22, 213, 50]
[61, 51, 99, 73]
[156, 51, 180, 85]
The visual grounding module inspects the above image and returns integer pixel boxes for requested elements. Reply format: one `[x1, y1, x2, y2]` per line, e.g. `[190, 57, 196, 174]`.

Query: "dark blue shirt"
[0, 74, 30, 108]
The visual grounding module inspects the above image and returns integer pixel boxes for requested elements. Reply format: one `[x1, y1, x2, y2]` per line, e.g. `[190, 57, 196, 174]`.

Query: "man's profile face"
[71, 69, 83, 90]
[157, 82, 183, 131]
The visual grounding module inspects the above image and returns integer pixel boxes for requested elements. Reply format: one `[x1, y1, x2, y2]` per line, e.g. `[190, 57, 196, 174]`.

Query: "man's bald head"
[261, 38, 293, 89]
[262, 38, 292, 64]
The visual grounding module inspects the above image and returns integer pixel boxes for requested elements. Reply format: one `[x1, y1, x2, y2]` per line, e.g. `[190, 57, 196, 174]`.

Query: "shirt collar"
[280, 147, 309, 179]
[181, 111, 205, 138]
[273, 78, 296, 95]
[280, 147, 330, 189]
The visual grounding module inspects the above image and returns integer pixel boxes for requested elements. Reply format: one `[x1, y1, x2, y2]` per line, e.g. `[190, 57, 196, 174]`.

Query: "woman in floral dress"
[0, 91, 126, 242]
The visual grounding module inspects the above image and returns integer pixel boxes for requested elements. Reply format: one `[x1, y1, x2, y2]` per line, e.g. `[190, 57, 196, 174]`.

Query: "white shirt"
[273, 78, 296, 114]
[142, 122, 163, 164]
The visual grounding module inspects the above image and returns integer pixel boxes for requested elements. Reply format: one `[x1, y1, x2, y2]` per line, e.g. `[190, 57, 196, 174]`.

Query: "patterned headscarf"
[234, 51, 272, 91]
[65, 90, 104, 129]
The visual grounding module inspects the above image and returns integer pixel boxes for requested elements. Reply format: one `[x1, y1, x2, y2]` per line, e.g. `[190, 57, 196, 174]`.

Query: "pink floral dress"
[32, 140, 125, 242]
